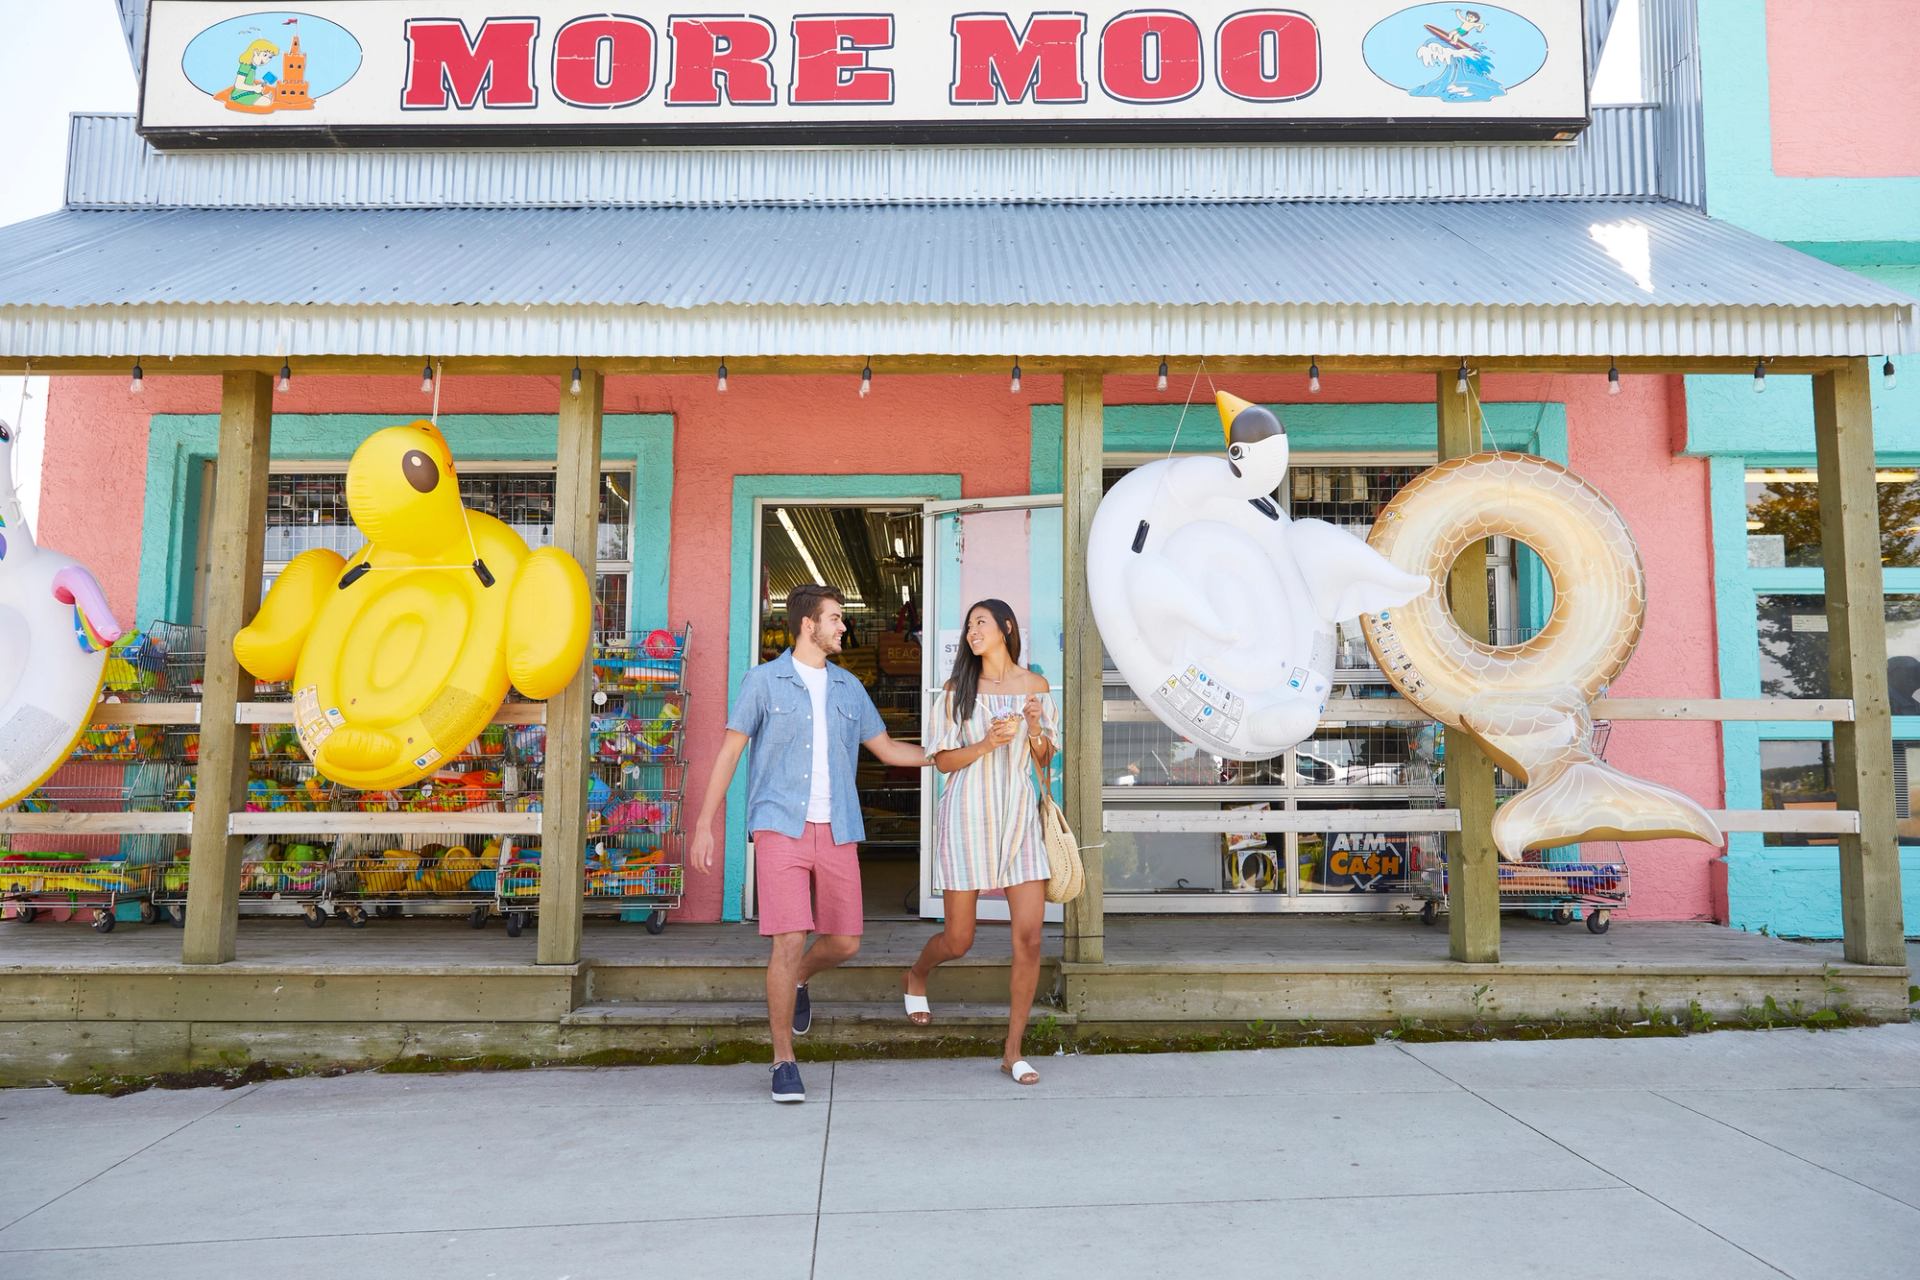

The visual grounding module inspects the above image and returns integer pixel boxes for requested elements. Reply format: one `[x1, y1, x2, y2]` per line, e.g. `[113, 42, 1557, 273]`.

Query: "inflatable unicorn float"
[0, 417, 125, 808]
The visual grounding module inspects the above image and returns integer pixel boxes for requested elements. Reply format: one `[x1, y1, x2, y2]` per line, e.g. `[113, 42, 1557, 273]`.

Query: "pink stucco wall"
[39, 368, 1723, 924]
[1767, 0, 1920, 178]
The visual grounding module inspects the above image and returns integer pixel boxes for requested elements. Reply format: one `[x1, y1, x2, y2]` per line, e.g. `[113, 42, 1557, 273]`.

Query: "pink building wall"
[38, 369, 1723, 923]
[1767, 0, 1920, 179]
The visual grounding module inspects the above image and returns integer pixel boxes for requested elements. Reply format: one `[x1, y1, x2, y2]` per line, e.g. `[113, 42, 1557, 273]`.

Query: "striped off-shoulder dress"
[930, 689, 1059, 892]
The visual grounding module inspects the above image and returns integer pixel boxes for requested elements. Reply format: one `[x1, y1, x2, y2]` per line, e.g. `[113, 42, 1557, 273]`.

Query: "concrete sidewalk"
[3, 1026, 1916, 1279]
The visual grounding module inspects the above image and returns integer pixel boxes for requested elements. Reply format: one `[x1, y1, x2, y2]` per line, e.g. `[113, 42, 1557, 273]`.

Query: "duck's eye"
[0, 422, 11, 443]
[1228, 443, 1246, 462]
[402, 449, 439, 494]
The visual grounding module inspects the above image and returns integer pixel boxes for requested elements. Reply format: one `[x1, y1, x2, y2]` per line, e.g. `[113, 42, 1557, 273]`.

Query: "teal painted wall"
[1699, 1, 1920, 245]
[138, 413, 674, 630]
[1689, 0, 1920, 937]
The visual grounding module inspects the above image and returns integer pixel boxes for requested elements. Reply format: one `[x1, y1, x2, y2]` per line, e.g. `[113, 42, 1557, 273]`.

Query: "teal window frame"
[1711, 452, 1920, 826]
[139, 413, 674, 632]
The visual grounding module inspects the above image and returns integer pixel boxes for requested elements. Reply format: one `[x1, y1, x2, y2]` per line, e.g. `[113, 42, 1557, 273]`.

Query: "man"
[689, 583, 931, 1103]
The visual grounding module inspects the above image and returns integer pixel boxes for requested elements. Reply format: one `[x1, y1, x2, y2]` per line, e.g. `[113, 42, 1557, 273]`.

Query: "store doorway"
[754, 502, 926, 918]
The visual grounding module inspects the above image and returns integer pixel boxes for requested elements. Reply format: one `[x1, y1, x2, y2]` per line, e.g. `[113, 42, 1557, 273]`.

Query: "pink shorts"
[754, 825, 864, 937]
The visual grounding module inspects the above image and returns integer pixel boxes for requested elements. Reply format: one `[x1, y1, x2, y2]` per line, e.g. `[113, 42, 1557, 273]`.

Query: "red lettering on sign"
[790, 15, 895, 104]
[949, 12, 1088, 105]
[551, 15, 656, 108]
[401, 17, 540, 110]
[666, 16, 780, 106]
[1100, 10, 1203, 104]
[1214, 10, 1319, 102]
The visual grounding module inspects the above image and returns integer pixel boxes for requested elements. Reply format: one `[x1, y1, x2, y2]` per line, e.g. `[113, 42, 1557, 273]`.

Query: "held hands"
[1023, 694, 1046, 732]
[985, 715, 1021, 750]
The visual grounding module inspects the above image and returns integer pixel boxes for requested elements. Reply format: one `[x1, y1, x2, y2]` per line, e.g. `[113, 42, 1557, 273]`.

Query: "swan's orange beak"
[1216, 391, 1257, 448]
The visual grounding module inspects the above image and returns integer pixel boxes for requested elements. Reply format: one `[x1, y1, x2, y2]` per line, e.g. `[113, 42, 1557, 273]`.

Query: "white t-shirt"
[794, 659, 834, 823]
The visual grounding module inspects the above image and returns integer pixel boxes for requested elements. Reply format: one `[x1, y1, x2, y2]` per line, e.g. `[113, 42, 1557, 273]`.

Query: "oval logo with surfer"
[1361, 4, 1550, 103]
[180, 11, 361, 115]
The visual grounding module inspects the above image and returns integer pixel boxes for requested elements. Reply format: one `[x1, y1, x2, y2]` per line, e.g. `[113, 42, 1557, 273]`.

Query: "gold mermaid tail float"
[1361, 453, 1721, 860]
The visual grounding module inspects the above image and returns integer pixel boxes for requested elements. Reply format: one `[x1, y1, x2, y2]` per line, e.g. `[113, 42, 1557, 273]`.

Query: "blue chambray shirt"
[726, 650, 886, 845]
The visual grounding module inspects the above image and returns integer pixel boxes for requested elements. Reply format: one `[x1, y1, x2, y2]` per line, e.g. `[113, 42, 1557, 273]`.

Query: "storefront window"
[1758, 738, 1920, 847]
[1754, 594, 1920, 708]
[261, 467, 636, 625]
[1744, 468, 1920, 568]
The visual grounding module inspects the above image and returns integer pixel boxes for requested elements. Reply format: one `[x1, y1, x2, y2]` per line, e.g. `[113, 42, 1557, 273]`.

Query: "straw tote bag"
[1036, 757, 1084, 904]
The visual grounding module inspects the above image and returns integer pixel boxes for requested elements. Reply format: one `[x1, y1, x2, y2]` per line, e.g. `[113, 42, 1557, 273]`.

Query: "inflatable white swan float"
[1088, 393, 1430, 760]
[0, 417, 125, 808]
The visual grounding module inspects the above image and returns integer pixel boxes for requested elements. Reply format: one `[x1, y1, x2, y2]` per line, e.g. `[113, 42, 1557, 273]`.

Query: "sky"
[0, 1, 137, 528]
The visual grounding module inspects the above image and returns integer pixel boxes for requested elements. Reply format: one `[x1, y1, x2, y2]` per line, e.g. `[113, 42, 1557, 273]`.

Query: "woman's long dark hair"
[947, 598, 1022, 724]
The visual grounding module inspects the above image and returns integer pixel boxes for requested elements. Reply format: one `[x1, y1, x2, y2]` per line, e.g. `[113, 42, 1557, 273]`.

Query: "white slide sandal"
[1000, 1059, 1040, 1086]
[902, 992, 932, 1025]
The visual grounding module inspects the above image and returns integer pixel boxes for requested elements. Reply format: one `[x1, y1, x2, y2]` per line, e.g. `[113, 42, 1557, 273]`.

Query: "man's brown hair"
[786, 583, 846, 638]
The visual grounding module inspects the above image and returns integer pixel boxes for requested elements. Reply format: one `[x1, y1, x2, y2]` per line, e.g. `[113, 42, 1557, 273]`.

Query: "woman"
[903, 599, 1058, 1085]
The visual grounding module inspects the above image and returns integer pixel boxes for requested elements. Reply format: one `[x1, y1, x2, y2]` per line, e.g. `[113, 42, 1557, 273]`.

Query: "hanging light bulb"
[421, 362, 435, 394]
[1156, 358, 1169, 392]
[569, 362, 582, 396]
[1456, 358, 1469, 395]
[860, 360, 872, 398]
[1607, 359, 1620, 396]
[1753, 358, 1767, 393]
[1308, 360, 1321, 394]
[716, 360, 729, 393]
[1884, 357, 1897, 390]
[129, 361, 144, 395]
[1009, 360, 1022, 393]
[277, 361, 292, 394]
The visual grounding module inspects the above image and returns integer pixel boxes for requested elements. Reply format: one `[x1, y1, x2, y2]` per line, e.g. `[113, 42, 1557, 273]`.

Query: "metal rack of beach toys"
[1, 623, 688, 937]
[491, 627, 690, 937]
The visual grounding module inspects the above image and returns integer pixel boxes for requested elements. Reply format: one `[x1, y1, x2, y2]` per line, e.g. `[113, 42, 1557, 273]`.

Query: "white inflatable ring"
[1360, 452, 1720, 859]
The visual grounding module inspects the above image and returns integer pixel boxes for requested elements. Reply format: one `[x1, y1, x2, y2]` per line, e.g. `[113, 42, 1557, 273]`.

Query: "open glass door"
[919, 496, 1065, 922]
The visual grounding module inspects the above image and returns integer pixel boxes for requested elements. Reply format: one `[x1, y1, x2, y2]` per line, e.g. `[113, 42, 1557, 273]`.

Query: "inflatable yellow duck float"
[0, 417, 126, 807]
[234, 421, 592, 790]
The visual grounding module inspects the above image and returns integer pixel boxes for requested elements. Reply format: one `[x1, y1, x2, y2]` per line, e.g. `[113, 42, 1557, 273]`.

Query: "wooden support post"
[181, 372, 273, 965]
[537, 370, 604, 965]
[1438, 370, 1500, 964]
[1814, 359, 1907, 966]
[1062, 371, 1106, 964]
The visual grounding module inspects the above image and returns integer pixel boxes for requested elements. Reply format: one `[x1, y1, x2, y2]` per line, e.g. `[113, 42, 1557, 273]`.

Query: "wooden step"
[585, 958, 1058, 1004]
[561, 999, 1073, 1038]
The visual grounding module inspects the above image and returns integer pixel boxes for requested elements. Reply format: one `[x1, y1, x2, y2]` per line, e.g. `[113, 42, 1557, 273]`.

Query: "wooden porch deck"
[1, 916, 1909, 1085]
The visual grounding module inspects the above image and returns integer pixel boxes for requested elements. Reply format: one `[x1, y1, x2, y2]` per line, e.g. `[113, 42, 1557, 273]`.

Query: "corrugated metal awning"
[0, 200, 1911, 360]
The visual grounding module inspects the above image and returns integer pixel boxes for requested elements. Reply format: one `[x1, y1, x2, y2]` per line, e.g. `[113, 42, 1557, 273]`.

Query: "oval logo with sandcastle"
[180, 11, 362, 115]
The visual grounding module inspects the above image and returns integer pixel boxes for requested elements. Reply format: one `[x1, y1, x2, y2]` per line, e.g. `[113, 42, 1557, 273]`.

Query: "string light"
[859, 360, 872, 398]
[1456, 358, 1470, 396]
[1607, 359, 1620, 396]
[716, 360, 729, 393]
[1156, 358, 1169, 392]
[569, 362, 582, 396]
[1308, 360, 1321, 394]
[129, 361, 144, 395]
[421, 362, 435, 395]
[277, 361, 292, 394]
[1753, 358, 1766, 393]
[1009, 360, 1022, 393]
[1884, 357, 1897, 390]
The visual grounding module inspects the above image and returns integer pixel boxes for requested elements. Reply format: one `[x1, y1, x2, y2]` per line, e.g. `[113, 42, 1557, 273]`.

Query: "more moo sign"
[139, 2, 1588, 147]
